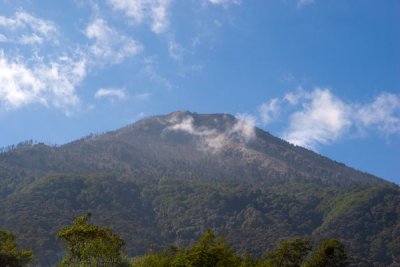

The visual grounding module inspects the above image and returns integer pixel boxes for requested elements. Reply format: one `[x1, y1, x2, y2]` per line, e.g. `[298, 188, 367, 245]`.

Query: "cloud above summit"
[163, 113, 256, 152]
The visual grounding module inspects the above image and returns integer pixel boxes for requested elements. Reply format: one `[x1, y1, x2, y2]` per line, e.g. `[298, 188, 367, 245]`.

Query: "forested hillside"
[0, 111, 398, 266]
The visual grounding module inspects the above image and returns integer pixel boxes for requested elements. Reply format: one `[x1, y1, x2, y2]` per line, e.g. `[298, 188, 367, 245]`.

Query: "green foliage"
[265, 238, 311, 267]
[240, 253, 267, 267]
[131, 245, 184, 267]
[132, 232, 350, 267]
[184, 228, 242, 266]
[0, 173, 398, 266]
[132, 229, 242, 267]
[133, 233, 256, 267]
[56, 213, 128, 266]
[0, 229, 34, 267]
[306, 238, 348, 267]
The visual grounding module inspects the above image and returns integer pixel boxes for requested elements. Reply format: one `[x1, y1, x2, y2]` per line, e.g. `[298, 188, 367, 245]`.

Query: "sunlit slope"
[0, 111, 384, 198]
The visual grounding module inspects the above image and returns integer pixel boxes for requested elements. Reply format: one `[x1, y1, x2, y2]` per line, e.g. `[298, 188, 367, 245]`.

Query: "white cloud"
[94, 88, 126, 100]
[136, 111, 146, 119]
[0, 51, 85, 112]
[0, 33, 7, 42]
[163, 113, 255, 152]
[85, 18, 143, 65]
[297, 0, 314, 8]
[19, 34, 43, 45]
[133, 93, 151, 101]
[107, 0, 171, 34]
[168, 39, 184, 61]
[283, 88, 351, 149]
[257, 88, 400, 150]
[232, 113, 257, 143]
[0, 11, 87, 114]
[0, 11, 57, 45]
[236, 113, 257, 125]
[355, 93, 400, 135]
[143, 57, 175, 90]
[209, 0, 240, 5]
[259, 98, 280, 125]
[284, 87, 308, 105]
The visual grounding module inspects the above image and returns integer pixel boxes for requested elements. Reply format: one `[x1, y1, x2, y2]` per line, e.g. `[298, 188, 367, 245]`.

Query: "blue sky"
[0, 0, 399, 183]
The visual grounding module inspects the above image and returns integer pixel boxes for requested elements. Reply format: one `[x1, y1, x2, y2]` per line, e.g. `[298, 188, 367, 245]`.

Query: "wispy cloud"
[233, 113, 257, 143]
[355, 93, 400, 135]
[94, 88, 126, 100]
[297, 0, 314, 8]
[19, 33, 43, 45]
[133, 92, 151, 101]
[259, 98, 280, 125]
[106, 0, 171, 34]
[283, 88, 351, 149]
[143, 57, 176, 90]
[85, 18, 143, 65]
[258, 88, 400, 150]
[0, 50, 85, 113]
[168, 39, 184, 61]
[0, 33, 7, 42]
[0, 11, 88, 115]
[163, 113, 255, 152]
[0, 11, 57, 45]
[136, 111, 146, 119]
[208, 0, 240, 6]
[284, 86, 308, 105]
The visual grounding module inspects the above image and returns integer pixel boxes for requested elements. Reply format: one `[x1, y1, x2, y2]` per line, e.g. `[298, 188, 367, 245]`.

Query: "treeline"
[0, 140, 38, 153]
[0, 132, 104, 154]
[0, 213, 348, 266]
[0, 140, 60, 154]
[133, 230, 348, 267]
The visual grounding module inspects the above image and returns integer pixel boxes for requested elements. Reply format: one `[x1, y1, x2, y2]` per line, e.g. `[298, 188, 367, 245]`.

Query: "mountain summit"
[0, 110, 384, 189]
[60, 110, 384, 186]
[0, 111, 398, 265]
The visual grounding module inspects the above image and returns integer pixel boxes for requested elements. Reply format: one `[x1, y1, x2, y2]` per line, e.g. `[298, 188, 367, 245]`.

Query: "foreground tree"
[184, 228, 242, 266]
[306, 238, 348, 267]
[132, 231, 349, 267]
[57, 213, 128, 266]
[266, 238, 312, 267]
[132, 229, 241, 267]
[0, 229, 34, 267]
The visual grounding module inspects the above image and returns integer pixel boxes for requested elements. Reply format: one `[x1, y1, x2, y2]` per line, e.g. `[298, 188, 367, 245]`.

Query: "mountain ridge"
[0, 110, 385, 189]
[0, 111, 398, 266]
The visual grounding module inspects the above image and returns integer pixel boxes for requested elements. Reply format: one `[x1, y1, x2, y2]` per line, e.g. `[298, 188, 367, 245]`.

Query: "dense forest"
[0, 111, 399, 266]
[2, 213, 349, 266]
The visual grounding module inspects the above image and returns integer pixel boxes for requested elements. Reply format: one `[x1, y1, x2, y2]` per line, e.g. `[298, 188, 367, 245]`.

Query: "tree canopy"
[0, 229, 34, 267]
[131, 229, 349, 267]
[0, 213, 349, 266]
[266, 238, 312, 267]
[306, 238, 348, 267]
[56, 212, 128, 266]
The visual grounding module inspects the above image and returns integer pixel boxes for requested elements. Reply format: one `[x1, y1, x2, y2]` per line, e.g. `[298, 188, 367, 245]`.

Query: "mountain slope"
[0, 111, 384, 195]
[0, 111, 398, 266]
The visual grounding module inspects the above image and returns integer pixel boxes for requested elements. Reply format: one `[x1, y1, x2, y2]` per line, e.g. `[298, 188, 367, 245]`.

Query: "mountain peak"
[2, 111, 385, 193]
[167, 110, 192, 117]
[94, 111, 384, 186]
